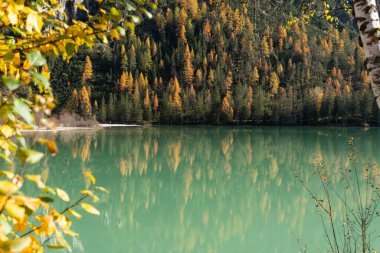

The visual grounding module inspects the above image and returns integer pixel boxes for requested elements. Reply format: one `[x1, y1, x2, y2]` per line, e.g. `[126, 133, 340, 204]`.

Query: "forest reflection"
[28, 127, 380, 253]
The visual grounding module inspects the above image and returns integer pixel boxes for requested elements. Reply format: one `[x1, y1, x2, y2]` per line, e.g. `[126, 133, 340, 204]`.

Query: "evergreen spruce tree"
[120, 44, 129, 72]
[127, 72, 134, 94]
[143, 89, 152, 121]
[108, 93, 116, 122]
[66, 89, 79, 114]
[139, 38, 152, 73]
[132, 82, 143, 122]
[250, 67, 260, 86]
[93, 100, 99, 119]
[128, 45, 137, 72]
[118, 94, 127, 123]
[125, 93, 132, 122]
[182, 44, 194, 87]
[253, 87, 265, 122]
[207, 69, 215, 88]
[195, 69, 203, 88]
[99, 96, 107, 123]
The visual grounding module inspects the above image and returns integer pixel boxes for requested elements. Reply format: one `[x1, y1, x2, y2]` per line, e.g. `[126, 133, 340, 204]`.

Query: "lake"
[26, 126, 380, 253]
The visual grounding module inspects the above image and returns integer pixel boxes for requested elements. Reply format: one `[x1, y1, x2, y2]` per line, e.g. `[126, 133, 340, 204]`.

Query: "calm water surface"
[27, 127, 380, 253]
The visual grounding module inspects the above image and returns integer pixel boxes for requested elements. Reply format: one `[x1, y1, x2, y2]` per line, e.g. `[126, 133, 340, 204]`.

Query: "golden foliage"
[260, 36, 270, 58]
[183, 44, 194, 86]
[82, 56, 93, 85]
[79, 86, 92, 118]
[153, 94, 159, 112]
[168, 77, 182, 112]
[221, 92, 234, 121]
[207, 69, 214, 88]
[269, 72, 280, 95]
[120, 72, 128, 92]
[143, 89, 151, 110]
[313, 86, 324, 113]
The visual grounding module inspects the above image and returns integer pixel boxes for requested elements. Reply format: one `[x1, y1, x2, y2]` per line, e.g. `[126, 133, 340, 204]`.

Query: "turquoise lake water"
[26, 126, 380, 253]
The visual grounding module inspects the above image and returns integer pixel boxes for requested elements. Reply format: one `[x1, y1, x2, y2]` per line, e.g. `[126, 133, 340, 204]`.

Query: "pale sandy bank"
[20, 124, 140, 132]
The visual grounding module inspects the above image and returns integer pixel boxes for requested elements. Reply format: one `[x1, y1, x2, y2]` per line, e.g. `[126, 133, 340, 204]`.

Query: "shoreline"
[19, 124, 376, 133]
[99, 124, 140, 128]
[20, 124, 140, 133]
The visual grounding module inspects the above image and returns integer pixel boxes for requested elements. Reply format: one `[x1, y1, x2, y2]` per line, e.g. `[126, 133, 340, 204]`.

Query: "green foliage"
[0, 0, 153, 251]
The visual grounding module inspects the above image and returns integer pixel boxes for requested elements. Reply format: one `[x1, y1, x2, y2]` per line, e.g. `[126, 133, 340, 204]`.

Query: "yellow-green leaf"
[17, 148, 43, 164]
[84, 171, 96, 184]
[95, 186, 109, 194]
[56, 188, 70, 202]
[47, 244, 65, 249]
[0, 237, 32, 252]
[110, 29, 120, 40]
[67, 209, 82, 220]
[0, 181, 18, 195]
[0, 125, 15, 139]
[25, 174, 46, 189]
[27, 51, 46, 67]
[5, 202, 25, 220]
[2, 77, 20, 91]
[80, 203, 99, 216]
[76, 3, 89, 13]
[26, 12, 43, 33]
[0, 171, 14, 179]
[38, 139, 58, 156]
[7, 6, 18, 25]
[110, 7, 120, 17]
[13, 98, 34, 126]
[0, 215, 12, 235]
[56, 235, 72, 252]
[81, 190, 99, 203]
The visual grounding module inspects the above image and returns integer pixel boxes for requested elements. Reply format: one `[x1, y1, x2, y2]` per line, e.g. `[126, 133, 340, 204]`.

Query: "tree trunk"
[354, 0, 380, 109]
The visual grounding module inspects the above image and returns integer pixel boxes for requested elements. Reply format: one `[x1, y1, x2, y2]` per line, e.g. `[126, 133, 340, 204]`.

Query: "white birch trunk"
[354, 0, 380, 109]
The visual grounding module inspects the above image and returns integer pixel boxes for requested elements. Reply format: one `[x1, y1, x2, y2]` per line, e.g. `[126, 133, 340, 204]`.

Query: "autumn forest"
[1, 0, 380, 252]
[45, 0, 379, 126]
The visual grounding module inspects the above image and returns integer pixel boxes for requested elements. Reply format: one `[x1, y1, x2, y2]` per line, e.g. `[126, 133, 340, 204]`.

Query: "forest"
[1, 1, 380, 252]
[49, 0, 380, 125]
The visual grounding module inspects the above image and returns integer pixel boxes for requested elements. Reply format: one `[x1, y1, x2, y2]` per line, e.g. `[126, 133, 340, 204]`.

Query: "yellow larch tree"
[260, 36, 270, 58]
[168, 77, 182, 113]
[221, 92, 234, 121]
[82, 56, 94, 85]
[203, 20, 212, 41]
[120, 71, 128, 92]
[67, 88, 79, 113]
[183, 44, 194, 86]
[251, 67, 260, 85]
[80, 86, 93, 118]
[207, 69, 215, 88]
[127, 72, 134, 94]
[144, 89, 151, 110]
[153, 94, 159, 112]
[269, 72, 280, 95]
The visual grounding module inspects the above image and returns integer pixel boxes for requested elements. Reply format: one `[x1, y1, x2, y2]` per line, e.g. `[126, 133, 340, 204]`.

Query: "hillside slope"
[49, 0, 379, 125]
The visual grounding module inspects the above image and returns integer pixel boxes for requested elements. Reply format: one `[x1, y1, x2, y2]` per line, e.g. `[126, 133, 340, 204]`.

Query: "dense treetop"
[52, 0, 379, 125]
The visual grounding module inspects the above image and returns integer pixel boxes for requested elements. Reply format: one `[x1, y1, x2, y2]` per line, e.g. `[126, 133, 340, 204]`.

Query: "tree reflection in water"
[24, 127, 380, 253]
